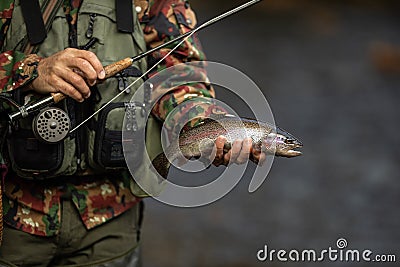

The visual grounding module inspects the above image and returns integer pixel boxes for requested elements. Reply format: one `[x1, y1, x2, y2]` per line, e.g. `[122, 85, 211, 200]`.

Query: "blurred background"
[142, 1, 400, 266]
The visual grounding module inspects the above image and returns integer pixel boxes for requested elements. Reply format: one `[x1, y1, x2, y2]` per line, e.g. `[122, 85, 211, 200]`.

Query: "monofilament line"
[69, 0, 262, 133]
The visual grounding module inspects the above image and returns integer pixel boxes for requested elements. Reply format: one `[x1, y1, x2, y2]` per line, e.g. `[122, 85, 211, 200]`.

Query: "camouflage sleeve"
[143, 0, 226, 138]
[0, 1, 42, 92]
[0, 51, 41, 92]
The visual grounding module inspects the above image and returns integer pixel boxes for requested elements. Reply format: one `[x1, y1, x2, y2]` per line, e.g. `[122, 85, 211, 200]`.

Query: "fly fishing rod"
[8, 0, 262, 143]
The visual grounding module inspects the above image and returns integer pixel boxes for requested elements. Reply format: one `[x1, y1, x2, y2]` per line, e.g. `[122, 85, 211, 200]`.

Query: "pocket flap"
[79, 1, 117, 22]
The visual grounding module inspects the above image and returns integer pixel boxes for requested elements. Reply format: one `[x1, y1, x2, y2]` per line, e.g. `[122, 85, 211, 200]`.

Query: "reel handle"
[51, 57, 134, 103]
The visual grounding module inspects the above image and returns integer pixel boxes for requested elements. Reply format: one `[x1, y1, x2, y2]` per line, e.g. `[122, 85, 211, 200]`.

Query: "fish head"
[263, 131, 303, 158]
[275, 134, 303, 157]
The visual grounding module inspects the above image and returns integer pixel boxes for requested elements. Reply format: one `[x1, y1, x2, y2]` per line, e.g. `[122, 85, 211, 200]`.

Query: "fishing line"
[69, 0, 262, 133]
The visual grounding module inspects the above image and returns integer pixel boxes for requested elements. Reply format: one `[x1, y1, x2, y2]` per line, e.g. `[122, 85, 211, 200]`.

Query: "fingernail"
[99, 69, 105, 79]
[85, 91, 91, 98]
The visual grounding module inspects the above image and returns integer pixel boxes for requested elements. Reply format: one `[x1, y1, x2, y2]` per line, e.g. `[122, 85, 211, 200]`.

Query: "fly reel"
[32, 107, 70, 143]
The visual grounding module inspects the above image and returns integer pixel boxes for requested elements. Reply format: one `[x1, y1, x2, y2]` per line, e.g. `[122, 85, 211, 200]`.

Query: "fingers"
[224, 139, 243, 164]
[29, 48, 105, 102]
[251, 148, 266, 165]
[70, 49, 105, 79]
[215, 136, 226, 160]
[61, 71, 90, 101]
[236, 138, 252, 164]
[70, 58, 98, 86]
[42, 66, 89, 102]
[31, 70, 86, 102]
[212, 136, 266, 167]
[213, 136, 226, 167]
[258, 153, 266, 165]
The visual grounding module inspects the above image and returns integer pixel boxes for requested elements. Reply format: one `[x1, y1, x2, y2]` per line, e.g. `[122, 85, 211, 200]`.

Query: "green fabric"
[3, 0, 163, 196]
[0, 200, 142, 266]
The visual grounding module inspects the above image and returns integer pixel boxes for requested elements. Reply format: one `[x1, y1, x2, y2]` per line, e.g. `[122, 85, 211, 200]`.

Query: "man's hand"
[29, 48, 105, 102]
[212, 136, 266, 166]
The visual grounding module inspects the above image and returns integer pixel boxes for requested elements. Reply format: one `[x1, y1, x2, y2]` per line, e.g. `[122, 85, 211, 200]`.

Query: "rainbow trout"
[152, 116, 302, 178]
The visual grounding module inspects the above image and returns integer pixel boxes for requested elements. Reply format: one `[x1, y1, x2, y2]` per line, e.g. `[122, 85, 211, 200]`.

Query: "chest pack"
[2, 0, 162, 182]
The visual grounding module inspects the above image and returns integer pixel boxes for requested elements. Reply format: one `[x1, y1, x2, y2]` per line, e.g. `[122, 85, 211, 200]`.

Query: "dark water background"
[142, 1, 400, 266]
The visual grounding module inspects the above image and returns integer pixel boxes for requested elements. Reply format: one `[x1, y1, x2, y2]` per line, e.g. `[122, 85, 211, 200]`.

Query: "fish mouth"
[282, 148, 303, 157]
[281, 138, 303, 157]
[265, 133, 303, 157]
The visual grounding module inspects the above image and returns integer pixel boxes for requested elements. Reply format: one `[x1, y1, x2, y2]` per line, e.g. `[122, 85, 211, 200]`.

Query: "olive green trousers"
[0, 200, 143, 267]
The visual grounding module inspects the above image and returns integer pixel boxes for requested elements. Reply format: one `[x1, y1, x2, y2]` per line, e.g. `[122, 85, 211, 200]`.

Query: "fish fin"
[200, 113, 238, 125]
[151, 152, 171, 179]
[198, 138, 216, 167]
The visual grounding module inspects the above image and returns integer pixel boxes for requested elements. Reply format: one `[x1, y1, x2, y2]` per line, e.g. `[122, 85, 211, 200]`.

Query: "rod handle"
[51, 92, 66, 103]
[104, 57, 133, 78]
[50, 57, 133, 104]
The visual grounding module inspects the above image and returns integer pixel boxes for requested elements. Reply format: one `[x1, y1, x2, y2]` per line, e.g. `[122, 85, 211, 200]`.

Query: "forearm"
[0, 51, 41, 92]
[146, 0, 227, 138]
[153, 85, 227, 139]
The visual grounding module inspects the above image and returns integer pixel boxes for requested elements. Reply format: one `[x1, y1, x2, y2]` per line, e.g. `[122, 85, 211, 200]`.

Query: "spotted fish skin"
[152, 116, 303, 178]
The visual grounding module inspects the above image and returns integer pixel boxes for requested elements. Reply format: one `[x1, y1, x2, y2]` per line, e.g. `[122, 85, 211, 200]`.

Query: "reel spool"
[32, 107, 70, 143]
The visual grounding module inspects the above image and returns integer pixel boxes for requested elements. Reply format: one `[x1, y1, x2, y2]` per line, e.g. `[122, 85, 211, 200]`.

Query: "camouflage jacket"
[0, 0, 223, 236]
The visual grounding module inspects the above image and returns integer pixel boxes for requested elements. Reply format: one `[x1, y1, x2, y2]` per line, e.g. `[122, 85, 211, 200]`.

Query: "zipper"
[94, 102, 125, 167]
[115, 73, 127, 93]
[86, 14, 97, 38]
[73, 13, 99, 170]
[94, 101, 146, 167]
[75, 102, 83, 169]
[68, 11, 84, 169]
[115, 66, 144, 95]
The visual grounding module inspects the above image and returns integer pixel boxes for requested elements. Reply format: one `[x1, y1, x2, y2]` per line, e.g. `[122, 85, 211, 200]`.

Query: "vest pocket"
[6, 99, 77, 179]
[92, 102, 144, 170]
[99, 130, 124, 167]
[8, 129, 63, 177]
[6, 129, 78, 180]
[78, 0, 146, 61]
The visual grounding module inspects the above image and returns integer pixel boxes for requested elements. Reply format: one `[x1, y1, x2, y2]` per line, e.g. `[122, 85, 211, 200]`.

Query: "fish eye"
[285, 138, 296, 144]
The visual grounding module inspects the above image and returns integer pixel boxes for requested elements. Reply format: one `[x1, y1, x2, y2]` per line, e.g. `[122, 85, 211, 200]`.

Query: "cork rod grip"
[104, 57, 133, 78]
[51, 57, 133, 104]
[51, 92, 66, 103]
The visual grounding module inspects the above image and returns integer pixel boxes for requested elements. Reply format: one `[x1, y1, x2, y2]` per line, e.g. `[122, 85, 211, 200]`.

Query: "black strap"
[116, 0, 134, 33]
[20, 0, 47, 45]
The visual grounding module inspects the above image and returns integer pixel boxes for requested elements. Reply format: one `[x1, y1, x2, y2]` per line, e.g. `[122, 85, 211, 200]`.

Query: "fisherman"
[0, 0, 265, 266]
